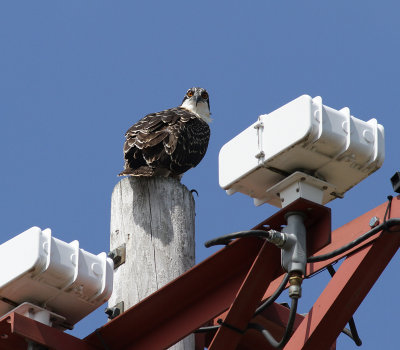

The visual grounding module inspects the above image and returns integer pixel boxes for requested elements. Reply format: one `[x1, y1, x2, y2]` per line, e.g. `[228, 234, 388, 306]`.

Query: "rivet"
[369, 216, 380, 228]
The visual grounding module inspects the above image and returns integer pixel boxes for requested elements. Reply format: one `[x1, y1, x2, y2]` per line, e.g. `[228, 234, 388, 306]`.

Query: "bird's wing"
[168, 116, 210, 173]
[125, 107, 189, 136]
[123, 107, 193, 165]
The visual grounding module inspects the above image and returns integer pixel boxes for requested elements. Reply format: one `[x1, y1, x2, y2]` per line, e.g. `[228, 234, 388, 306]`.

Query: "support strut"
[1, 198, 400, 350]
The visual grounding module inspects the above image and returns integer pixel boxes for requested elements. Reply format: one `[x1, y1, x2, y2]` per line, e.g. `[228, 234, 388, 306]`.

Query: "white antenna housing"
[219, 95, 384, 207]
[0, 227, 113, 329]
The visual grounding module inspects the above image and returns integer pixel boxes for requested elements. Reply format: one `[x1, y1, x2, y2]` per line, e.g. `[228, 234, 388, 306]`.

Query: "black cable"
[255, 273, 289, 315]
[205, 217, 400, 262]
[327, 265, 362, 346]
[206, 197, 399, 263]
[347, 318, 362, 346]
[206, 209, 400, 263]
[248, 297, 298, 349]
[199, 196, 398, 345]
[204, 229, 270, 248]
[195, 273, 290, 334]
[0, 296, 18, 307]
[307, 218, 400, 263]
[217, 318, 245, 334]
[384, 195, 393, 222]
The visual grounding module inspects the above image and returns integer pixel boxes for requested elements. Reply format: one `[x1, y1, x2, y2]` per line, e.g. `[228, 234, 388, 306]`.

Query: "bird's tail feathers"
[118, 166, 155, 177]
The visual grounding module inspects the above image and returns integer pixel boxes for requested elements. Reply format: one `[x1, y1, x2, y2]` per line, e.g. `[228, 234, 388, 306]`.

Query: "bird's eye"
[201, 91, 209, 99]
[187, 90, 194, 97]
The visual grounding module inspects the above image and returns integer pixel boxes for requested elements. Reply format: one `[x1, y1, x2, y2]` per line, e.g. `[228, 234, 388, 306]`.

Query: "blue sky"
[1, 1, 400, 348]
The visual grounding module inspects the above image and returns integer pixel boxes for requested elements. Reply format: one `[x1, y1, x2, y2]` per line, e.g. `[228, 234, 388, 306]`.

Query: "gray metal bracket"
[105, 301, 124, 320]
[281, 212, 307, 275]
[108, 243, 126, 269]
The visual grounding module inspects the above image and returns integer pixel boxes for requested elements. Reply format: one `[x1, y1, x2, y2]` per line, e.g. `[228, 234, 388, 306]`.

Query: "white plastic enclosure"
[219, 95, 384, 207]
[0, 227, 113, 328]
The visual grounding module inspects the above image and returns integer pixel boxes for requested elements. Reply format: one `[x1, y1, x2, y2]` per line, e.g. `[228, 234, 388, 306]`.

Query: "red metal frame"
[208, 242, 281, 350]
[286, 230, 400, 349]
[1, 196, 399, 350]
[0, 312, 97, 350]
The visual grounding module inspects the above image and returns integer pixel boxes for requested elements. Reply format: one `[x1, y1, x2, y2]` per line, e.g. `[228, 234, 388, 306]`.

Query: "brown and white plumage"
[119, 87, 211, 178]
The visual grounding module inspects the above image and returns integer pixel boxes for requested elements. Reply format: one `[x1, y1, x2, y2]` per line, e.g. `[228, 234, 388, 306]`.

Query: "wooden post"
[109, 177, 195, 350]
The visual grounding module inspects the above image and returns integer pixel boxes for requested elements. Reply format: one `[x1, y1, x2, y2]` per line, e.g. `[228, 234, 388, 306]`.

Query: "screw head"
[105, 306, 121, 320]
[105, 307, 113, 318]
[369, 216, 380, 228]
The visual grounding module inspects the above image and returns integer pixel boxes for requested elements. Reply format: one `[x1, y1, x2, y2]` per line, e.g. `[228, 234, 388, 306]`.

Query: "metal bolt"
[105, 301, 124, 320]
[267, 230, 287, 248]
[369, 216, 380, 228]
[255, 151, 265, 159]
[105, 307, 121, 319]
[254, 121, 264, 129]
[108, 243, 126, 269]
[108, 251, 121, 265]
[288, 272, 303, 299]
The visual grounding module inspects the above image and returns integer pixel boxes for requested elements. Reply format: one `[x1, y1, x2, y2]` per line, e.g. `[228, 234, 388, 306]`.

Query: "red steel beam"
[85, 237, 270, 350]
[244, 302, 305, 346]
[258, 196, 400, 303]
[207, 196, 400, 349]
[226, 302, 307, 350]
[0, 315, 26, 350]
[208, 242, 281, 350]
[307, 196, 400, 274]
[85, 196, 400, 350]
[204, 291, 336, 350]
[207, 273, 290, 328]
[1, 197, 398, 350]
[285, 227, 400, 349]
[252, 198, 332, 257]
[203, 301, 336, 350]
[0, 313, 98, 350]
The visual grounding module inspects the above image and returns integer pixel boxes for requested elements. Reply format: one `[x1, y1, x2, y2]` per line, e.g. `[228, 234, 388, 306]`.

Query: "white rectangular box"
[219, 95, 384, 207]
[0, 227, 113, 327]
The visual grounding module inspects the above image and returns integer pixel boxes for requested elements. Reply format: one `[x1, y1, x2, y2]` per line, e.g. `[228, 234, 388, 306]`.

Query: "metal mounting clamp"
[108, 243, 126, 269]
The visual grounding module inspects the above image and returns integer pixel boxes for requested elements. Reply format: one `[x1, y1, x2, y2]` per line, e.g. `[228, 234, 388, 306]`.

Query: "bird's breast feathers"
[180, 99, 212, 124]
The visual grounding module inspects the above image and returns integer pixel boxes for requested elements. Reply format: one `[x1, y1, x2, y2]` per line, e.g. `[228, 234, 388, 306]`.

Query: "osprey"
[119, 87, 211, 178]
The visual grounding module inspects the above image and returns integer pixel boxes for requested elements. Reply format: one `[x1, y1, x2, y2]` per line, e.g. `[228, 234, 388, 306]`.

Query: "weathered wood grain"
[109, 177, 195, 349]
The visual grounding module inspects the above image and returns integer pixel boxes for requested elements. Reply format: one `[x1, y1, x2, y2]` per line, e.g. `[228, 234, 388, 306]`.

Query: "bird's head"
[181, 87, 211, 123]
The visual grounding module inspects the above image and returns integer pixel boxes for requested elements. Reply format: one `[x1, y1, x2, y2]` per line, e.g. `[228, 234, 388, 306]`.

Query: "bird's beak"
[195, 93, 202, 106]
